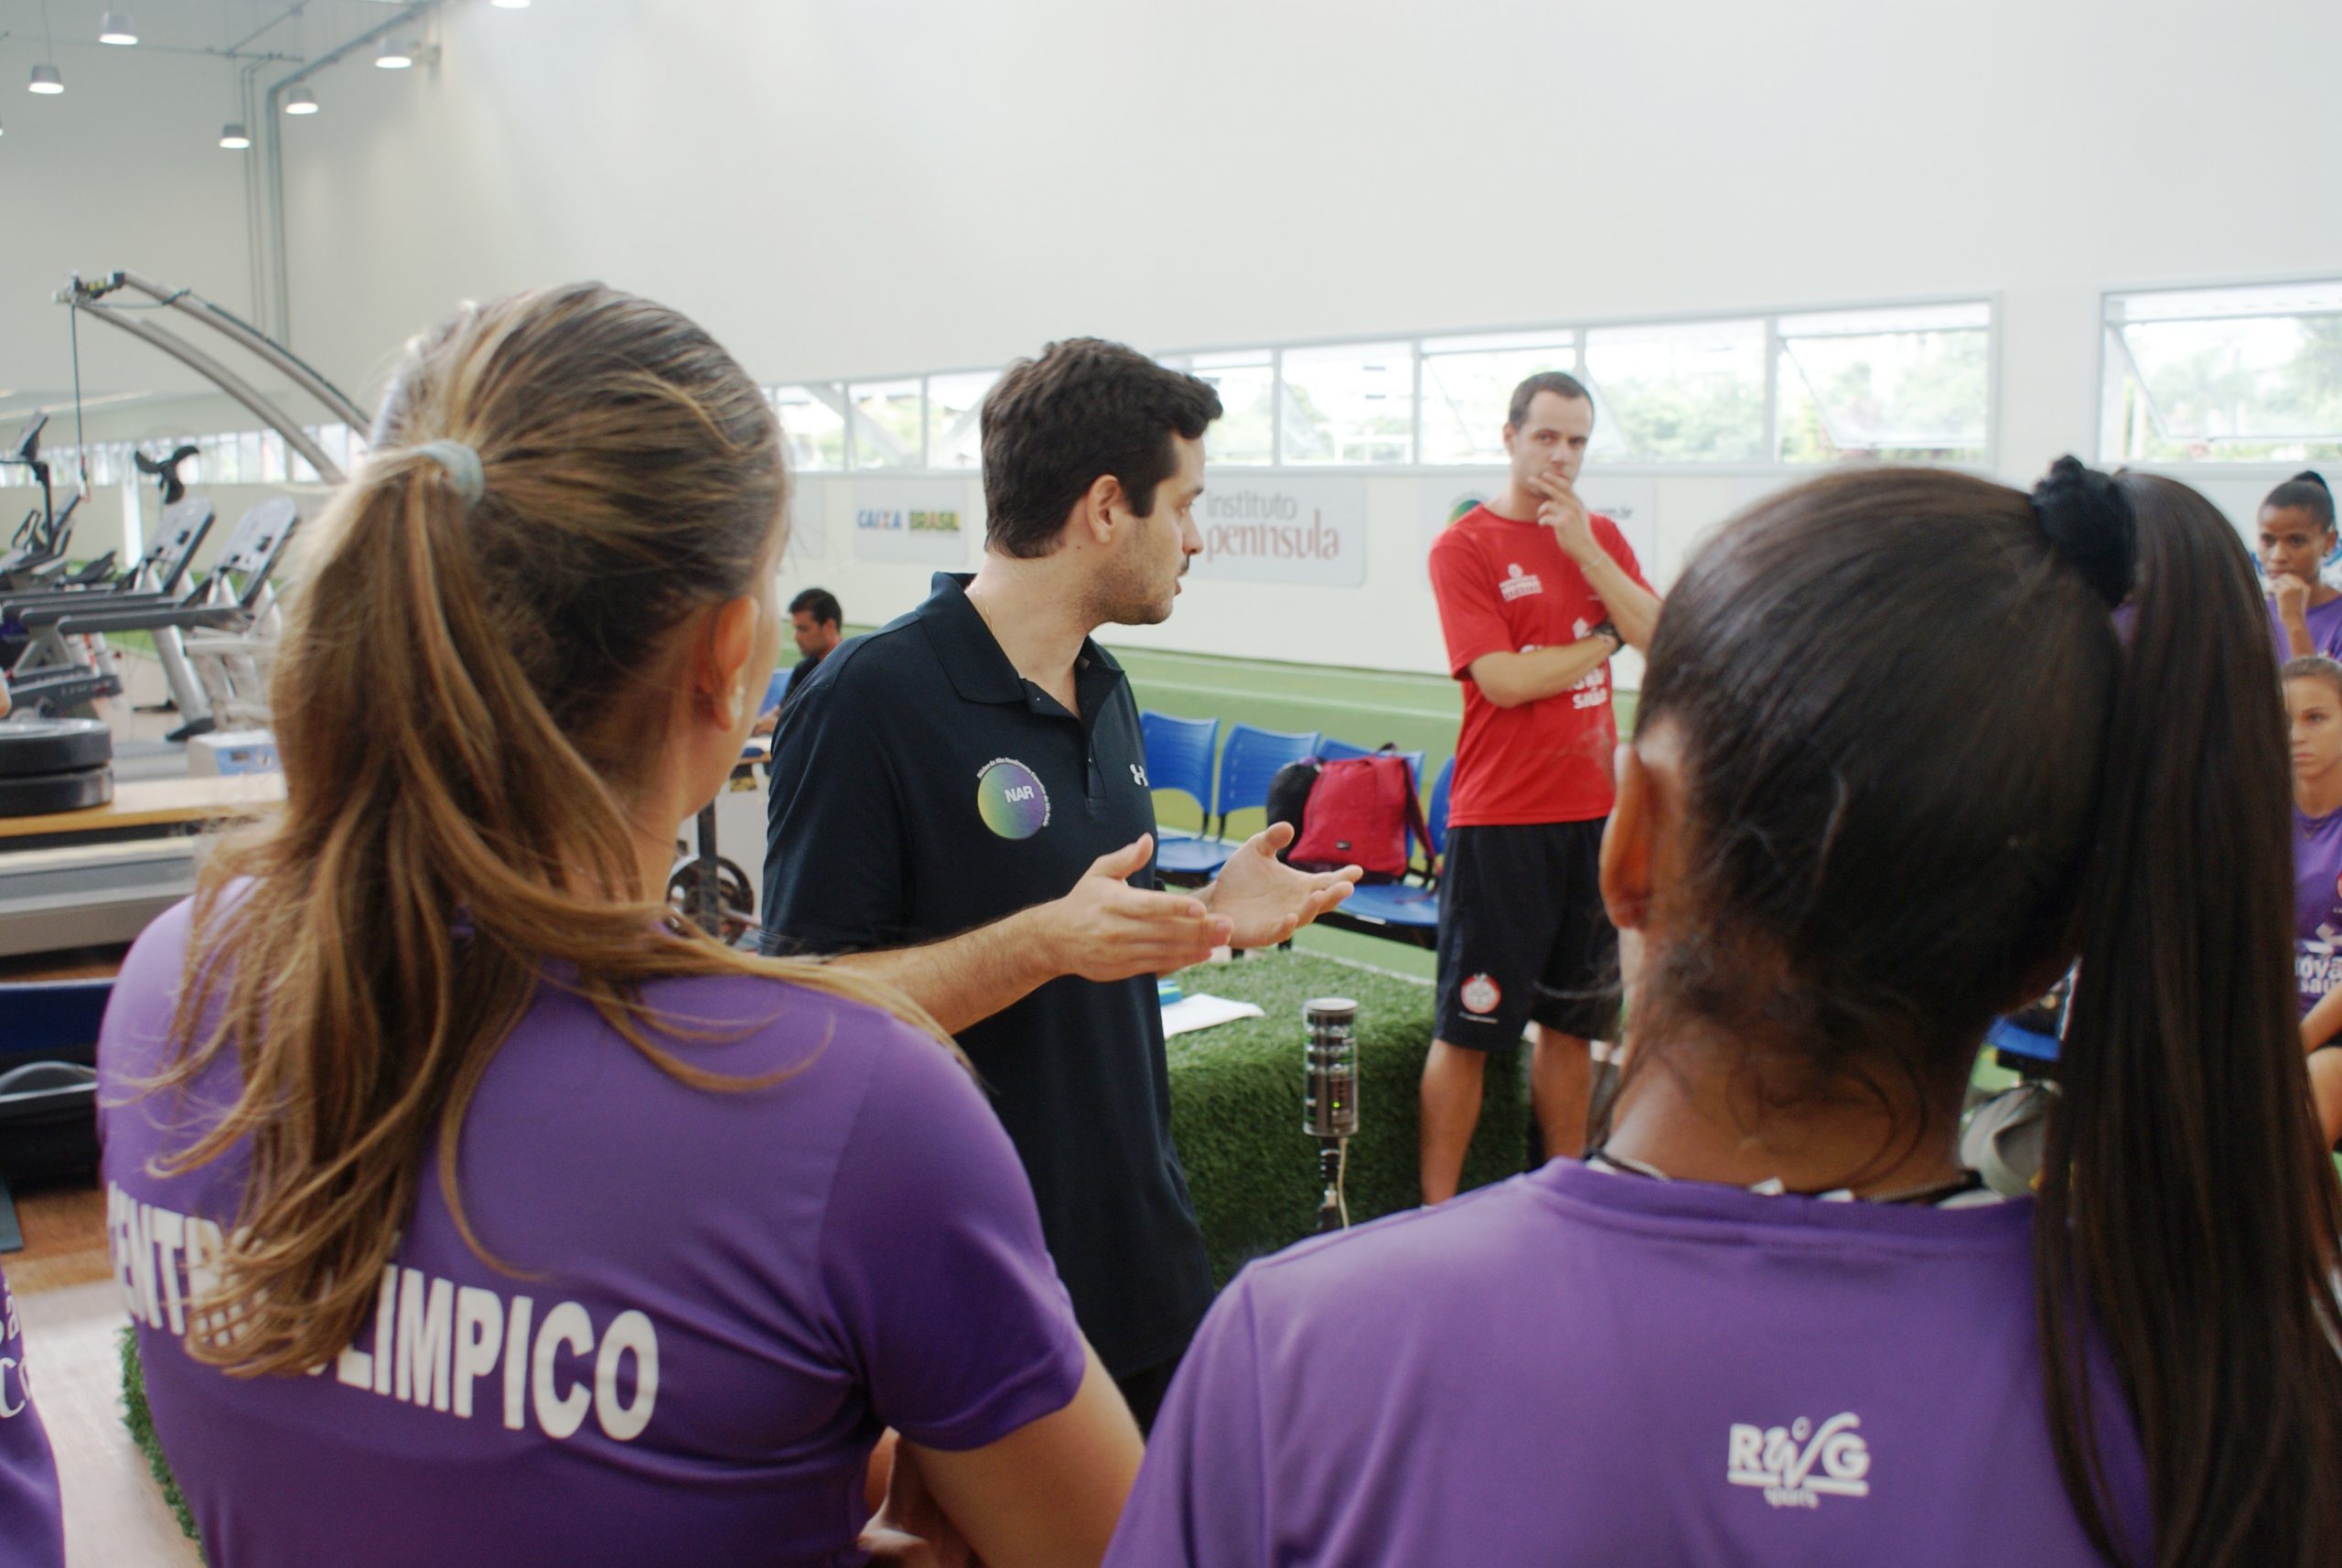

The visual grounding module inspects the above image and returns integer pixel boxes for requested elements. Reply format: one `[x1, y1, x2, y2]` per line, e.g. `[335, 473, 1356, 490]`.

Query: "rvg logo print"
[1726, 1412, 1870, 1509]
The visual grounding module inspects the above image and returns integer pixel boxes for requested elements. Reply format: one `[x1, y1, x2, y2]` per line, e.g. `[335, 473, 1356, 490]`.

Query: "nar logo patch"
[975, 758, 1050, 840]
[1727, 1413, 1870, 1509]
[1499, 563, 1544, 601]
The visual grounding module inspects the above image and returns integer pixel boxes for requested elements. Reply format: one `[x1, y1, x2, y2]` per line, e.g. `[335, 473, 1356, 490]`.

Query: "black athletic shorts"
[1435, 821, 1620, 1048]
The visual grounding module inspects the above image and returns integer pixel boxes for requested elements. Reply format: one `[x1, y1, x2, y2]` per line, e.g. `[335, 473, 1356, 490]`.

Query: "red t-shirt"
[1430, 504, 1650, 827]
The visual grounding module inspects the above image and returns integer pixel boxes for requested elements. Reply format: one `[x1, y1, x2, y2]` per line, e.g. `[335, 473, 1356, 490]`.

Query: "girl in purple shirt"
[2262, 470, 2341, 661]
[1109, 461, 2342, 1568]
[98, 285, 1139, 1568]
[0, 1261, 64, 1568]
[2283, 655, 2342, 1144]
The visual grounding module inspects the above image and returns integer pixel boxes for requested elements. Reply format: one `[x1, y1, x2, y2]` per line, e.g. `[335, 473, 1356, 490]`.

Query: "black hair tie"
[2031, 455, 2136, 609]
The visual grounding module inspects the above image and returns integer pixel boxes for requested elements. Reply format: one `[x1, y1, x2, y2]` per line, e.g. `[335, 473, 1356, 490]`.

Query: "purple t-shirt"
[1108, 1160, 2152, 1568]
[0, 1262, 64, 1568]
[2269, 591, 2342, 663]
[2294, 805, 2342, 1016]
[100, 898, 1086, 1568]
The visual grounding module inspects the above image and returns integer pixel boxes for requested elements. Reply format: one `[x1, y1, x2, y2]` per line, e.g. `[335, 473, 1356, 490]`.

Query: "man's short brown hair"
[981, 339, 1222, 558]
[1508, 371, 1595, 430]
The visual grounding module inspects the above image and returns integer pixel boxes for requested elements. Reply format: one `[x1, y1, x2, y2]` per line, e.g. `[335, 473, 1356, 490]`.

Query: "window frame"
[2096, 273, 2342, 474]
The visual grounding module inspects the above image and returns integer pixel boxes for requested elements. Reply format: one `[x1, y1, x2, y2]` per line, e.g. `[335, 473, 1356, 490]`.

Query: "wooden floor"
[10, 656, 209, 1563]
[14, 1187, 202, 1567]
[19, 1276, 201, 1568]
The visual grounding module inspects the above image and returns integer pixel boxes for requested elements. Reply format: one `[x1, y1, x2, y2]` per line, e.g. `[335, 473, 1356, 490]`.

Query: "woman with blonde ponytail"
[99, 285, 1140, 1568]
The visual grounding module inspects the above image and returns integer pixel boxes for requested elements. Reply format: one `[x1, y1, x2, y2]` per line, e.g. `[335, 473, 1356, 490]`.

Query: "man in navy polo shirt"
[762, 338, 1359, 1428]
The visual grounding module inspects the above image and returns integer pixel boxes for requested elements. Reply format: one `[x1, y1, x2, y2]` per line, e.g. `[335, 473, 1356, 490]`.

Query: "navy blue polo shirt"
[759, 573, 1215, 1377]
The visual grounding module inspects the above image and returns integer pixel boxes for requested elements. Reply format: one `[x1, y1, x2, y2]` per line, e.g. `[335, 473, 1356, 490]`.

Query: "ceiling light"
[28, 64, 63, 94]
[220, 123, 250, 149]
[376, 38, 414, 69]
[285, 86, 317, 114]
[98, 12, 137, 45]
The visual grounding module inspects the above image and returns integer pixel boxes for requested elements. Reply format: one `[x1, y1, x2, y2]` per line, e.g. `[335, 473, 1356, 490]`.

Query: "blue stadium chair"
[1157, 724, 1321, 882]
[1141, 711, 1219, 836]
[759, 667, 791, 715]
[0, 978, 110, 1252]
[1426, 755, 1453, 858]
[1986, 1015, 2058, 1072]
[1317, 757, 1454, 948]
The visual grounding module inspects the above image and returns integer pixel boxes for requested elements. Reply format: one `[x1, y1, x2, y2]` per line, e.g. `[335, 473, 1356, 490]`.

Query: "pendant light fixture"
[29, 1, 63, 92]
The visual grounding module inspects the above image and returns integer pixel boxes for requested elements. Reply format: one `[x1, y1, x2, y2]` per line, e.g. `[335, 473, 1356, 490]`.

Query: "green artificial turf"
[1165, 949, 1526, 1283]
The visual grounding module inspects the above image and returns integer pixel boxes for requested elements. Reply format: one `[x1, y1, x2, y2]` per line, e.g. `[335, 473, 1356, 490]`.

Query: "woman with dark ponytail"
[2261, 469, 2340, 659]
[1107, 459, 2342, 1568]
[98, 285, 1141, 1567]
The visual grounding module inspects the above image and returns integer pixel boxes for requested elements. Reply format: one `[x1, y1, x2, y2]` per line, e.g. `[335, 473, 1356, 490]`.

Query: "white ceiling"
[0, 1, 424, 72]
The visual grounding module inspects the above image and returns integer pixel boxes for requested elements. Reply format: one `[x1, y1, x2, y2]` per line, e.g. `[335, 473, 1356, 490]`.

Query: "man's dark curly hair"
[980, 338, 1222, 558]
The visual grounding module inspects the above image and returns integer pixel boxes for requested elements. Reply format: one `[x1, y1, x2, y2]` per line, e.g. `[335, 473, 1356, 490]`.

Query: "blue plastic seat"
[1156, 723, 1320, 881]
[1141, 711, 1219, 836]
[1426, 756, 1453, 858]
[0, 978, 111, 1059]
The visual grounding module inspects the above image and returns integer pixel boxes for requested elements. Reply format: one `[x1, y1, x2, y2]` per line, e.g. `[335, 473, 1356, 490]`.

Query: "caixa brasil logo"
[1726, 1412, 1870, 1509]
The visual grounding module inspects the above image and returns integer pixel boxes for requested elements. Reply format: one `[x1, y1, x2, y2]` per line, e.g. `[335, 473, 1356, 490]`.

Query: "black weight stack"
[0, 717, 114, 816]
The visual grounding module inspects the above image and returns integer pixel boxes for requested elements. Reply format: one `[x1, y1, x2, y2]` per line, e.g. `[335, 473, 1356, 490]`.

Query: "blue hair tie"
[413, 439, 486, 508]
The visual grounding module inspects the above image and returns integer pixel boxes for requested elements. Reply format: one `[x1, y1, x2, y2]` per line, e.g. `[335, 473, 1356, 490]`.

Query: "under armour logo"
[1130, 764, 1149, 787]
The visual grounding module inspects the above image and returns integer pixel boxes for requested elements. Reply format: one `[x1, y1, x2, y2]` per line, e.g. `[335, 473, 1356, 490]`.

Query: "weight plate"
[0, 763, 113, 817]
[0, 717, 113, 777]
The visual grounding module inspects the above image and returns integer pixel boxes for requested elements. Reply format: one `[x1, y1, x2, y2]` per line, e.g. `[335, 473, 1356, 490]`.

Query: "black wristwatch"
[1590, 620, 1622, 655]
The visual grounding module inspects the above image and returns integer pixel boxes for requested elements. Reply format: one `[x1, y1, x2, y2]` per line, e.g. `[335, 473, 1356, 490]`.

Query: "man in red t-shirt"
[1422, 371, 1660, 1203]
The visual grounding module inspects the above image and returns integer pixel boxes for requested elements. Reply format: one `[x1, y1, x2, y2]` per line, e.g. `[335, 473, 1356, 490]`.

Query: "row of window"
[2101, 279, 2342, 463]
[7, 281, 2337, 491]
[781, 302, 1996, 472]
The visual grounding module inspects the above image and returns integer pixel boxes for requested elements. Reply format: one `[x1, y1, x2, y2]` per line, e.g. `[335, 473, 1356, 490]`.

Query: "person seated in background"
[2281, 655, 2342, 1144]
[0, 1261, 64, 1568]
[97, 284, 1139, 1568]
[752, 586, 844, 736]
[2262, 470, 2339, 660]
[1106, 460, 2342, 1567]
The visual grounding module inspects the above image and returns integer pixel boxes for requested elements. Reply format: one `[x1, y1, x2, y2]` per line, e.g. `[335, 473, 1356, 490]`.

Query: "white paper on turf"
[1160, 993, 1267, 1038]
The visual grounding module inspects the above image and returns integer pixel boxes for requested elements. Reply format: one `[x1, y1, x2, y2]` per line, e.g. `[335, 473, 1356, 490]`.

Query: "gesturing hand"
[1530, 471, 1600, 568]
[1043, 835, 1233, 983]
[1202, 823, 1362, 950]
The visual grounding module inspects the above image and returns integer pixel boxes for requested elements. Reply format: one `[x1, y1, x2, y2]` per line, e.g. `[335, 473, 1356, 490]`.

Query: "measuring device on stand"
[1303, 997, 1359, 1233]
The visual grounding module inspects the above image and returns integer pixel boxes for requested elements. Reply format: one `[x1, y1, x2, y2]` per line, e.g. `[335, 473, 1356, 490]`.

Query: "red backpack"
[1288, 750, 1431, 884]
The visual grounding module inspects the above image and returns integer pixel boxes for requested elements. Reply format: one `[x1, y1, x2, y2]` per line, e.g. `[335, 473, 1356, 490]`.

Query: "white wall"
[23, 0, 2337, 670]
[257, 0, 2338, 671]
[0, 44, 262, 411]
